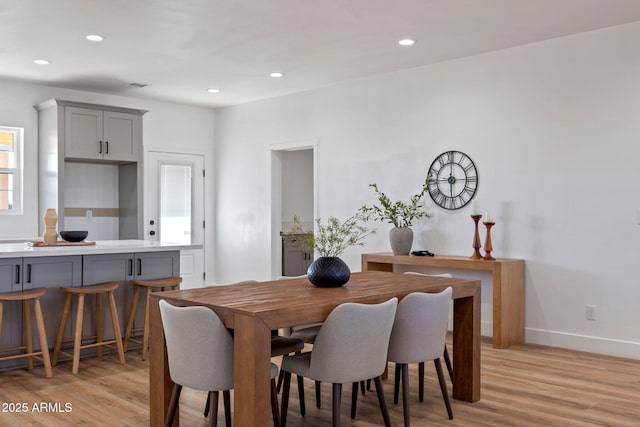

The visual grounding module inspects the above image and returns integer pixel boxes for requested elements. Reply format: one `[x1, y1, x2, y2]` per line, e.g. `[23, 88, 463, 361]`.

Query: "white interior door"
[147, 151, 204, 289]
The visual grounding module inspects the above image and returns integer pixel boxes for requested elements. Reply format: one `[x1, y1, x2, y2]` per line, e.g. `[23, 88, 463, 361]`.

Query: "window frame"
[0, 126, 23, 215]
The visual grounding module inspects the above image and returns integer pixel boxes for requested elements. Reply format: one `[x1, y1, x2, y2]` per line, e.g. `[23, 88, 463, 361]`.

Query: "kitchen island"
[0, 240, 190, 371]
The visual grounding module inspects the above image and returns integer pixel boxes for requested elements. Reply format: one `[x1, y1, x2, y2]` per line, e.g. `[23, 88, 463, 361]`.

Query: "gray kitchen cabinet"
[0, 256, 82, 370]
[35, 99, 147, 239]
[282, 234, 313, 277]
[64, 106, 141, 162]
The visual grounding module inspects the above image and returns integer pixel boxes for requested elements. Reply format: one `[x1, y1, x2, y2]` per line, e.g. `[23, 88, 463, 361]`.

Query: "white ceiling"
[2, 0, 640, 109]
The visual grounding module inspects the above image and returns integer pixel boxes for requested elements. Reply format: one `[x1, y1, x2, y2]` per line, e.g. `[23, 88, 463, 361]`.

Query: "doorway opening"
[270, 141, 317, 279]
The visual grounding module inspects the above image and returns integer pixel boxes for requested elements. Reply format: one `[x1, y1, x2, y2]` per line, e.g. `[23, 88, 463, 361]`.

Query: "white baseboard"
[525, 328, 640, 360]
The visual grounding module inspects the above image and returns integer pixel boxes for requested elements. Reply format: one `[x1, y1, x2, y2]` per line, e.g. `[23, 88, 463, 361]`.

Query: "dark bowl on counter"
[59, 230, 88, 242]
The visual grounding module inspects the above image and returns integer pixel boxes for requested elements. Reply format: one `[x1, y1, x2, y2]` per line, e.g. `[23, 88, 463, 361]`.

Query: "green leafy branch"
[359, 175, 432, 228]
[288, 213, 375, 258]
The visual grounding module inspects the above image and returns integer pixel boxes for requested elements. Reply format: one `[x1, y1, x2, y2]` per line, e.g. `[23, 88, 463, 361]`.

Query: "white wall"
[0, 80, 216, 280]
[214, 22, 640, 359]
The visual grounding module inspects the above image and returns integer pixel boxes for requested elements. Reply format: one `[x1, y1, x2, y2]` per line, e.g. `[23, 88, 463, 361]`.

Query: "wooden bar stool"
[52, 282, 126, 374]
[0, 288, 53, 378]
[123, 276, 181, 360]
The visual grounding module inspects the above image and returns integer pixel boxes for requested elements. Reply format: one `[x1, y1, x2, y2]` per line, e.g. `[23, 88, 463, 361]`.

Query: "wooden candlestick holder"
[470, 215, 483, 259]
[483, 222, 495, 260]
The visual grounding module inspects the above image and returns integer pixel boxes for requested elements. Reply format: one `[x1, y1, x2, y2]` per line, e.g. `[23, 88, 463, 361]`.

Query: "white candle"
[471, 200, 480, 215]
[485, 212, 493, 222]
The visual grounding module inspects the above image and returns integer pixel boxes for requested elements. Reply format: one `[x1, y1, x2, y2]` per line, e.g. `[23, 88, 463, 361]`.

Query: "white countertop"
[0, 240, 200, 258]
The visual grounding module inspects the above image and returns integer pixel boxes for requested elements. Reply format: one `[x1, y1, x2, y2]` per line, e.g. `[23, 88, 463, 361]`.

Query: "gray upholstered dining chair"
[404, 271, 454, 383]
[280, 297, 398, 427]
[387, 288, 454, 426]
[159, 300, 281, 427]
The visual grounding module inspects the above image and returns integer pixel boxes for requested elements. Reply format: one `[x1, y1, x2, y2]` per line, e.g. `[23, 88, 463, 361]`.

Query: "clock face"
[428, 151, 478, 210]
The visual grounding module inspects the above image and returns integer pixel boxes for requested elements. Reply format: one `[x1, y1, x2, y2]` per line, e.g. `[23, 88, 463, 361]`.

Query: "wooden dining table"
[148, 271, 481, 426]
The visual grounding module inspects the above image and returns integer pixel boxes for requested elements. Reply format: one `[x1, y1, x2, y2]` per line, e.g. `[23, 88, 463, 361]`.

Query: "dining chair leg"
[393, 362, 401, 404]
[204, 391, 211, 417]
[277, 368, 284, 392]
[350, 382, 358, 419]
[360, 380, 366, 395]
[373, 376, 392, 427]
[418, 361, 425, 402]
[271, 378, 281, 427]
[209, 390, 219, 427]
[297, 374, 306, 415]
[315, 380, 322, 408]
[366, 378, 372, 391]
[165, 383, 182, 427]
[402, 363, 411, 427]
[434, 358, 454, 419]
[332, 383, 342, 427]
[280, 371, 292, 427]
[223, 390, 231, 427]
[443, 344, 453, 382]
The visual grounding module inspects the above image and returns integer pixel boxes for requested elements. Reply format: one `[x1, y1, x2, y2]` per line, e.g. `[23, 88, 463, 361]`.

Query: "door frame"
[270, 140, 318, 279]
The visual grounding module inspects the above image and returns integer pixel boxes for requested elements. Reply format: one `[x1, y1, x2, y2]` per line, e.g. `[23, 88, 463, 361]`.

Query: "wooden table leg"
[149, 295, 174, 426]
[492, 261, 525, 348]
[234, 313, 272, 427]
[452, 283, 481, 402]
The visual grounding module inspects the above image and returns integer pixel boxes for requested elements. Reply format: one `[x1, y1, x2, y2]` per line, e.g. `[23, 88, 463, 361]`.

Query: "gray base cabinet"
[282, 234, 313, 277]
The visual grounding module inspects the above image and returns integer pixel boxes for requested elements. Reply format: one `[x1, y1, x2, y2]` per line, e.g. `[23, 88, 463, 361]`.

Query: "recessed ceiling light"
[207, 88, 220, 93]
[86, 34, 104, 42]
[33, 59, 50, 65]
[398, 39, 416, 46]
[269, 72, 284, 78]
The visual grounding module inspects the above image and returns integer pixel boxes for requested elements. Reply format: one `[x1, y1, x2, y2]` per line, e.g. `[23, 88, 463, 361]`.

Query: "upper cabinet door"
[64, 107, 140, 162]
[65, 106, 103, 160]
[103, 111, 139, 162]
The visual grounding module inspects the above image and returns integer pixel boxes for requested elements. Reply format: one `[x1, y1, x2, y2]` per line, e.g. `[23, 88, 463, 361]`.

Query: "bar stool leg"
[72, 294, 85, 374]
[24, 299, 33, 370]
[33, 298, 53, 379]
[0, 302, 3, 335]
[141, 287, 152, 361]
[53, 293, 72, 366]
[108, 291, 126, 365]
[96, 293, 103, 358]
[123, 285, 141, 352]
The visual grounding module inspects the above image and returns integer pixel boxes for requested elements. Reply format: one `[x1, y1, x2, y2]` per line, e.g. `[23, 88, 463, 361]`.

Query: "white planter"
[389, 227, 413, 255]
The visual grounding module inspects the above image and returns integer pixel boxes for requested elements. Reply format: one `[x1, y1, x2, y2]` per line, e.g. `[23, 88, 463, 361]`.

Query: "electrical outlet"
[586, 305, 596, 321]
[86, 210, 93, 221]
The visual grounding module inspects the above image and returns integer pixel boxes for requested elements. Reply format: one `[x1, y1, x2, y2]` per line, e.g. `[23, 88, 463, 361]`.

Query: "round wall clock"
[428, 150, 478, 210]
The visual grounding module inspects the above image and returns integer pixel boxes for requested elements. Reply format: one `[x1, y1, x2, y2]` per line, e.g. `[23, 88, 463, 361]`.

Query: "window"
[0, 126, 23, 214]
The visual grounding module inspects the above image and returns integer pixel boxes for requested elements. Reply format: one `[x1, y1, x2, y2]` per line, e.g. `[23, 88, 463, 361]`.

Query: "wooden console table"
[362, 252, 524, 348]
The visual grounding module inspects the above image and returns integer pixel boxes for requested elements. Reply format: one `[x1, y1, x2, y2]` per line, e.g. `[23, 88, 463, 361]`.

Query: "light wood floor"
[1, 339, 638, 426]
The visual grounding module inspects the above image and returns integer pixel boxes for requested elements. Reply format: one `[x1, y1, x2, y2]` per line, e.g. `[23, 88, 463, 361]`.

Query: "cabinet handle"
[26, 264, 32, 283]
[15, 264, 20, 284]
[105, 141, 109, 154]
[99, 140, 103, 154]
[128, 259, 133, 276]
[136, 258, 142, 276]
